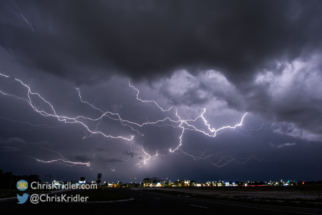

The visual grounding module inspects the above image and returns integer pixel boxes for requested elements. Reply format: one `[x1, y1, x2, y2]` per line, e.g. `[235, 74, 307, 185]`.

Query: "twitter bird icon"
[17, 193, 29, 204]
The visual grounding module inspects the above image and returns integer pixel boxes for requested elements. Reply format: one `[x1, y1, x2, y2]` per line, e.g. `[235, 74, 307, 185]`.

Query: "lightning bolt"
[239, 122, 270, 137]
[136, 148, 159, 168]
[0, 115, 64, 129]
[0, 73, 134, 141]
[129, 82, 172, 112]
[208, 155, 261, 167]
[168, 109, 247, 153]
[181, 149, 248, 167]
[33, 157, 90, 167]
[179, 148, 278, 167]
[3, 0, 34, 31]
[31, 148, 90, 167]
[76, 88, 144, 136]
[0, 72, 263, 168]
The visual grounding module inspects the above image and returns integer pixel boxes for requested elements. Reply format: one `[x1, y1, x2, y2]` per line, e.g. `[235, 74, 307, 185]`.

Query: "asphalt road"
[1, 189, 322, 215]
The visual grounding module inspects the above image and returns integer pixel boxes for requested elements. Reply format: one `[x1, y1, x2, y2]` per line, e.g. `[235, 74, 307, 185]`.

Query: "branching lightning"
[76, 88, 144, 137]
[0, 73, 134, 141]
[168, 109, 247, 153]
[0, 72, 265, 168]
[179, 148, 267, 167]
[136, 148, 159, 168]
[208, 155, 263, 167]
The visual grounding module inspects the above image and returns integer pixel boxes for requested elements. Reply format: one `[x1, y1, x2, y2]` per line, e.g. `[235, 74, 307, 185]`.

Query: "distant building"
[79, 177, 86, 184]
[175, 179, 190, 187]
[194, 181, 206, 187]
[143, 177, 165, 187]
[108, 183, 117, 188]
[165, 181, 174, 187]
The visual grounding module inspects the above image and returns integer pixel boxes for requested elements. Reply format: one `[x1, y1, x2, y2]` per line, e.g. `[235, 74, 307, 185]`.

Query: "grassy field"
[81, 189, 131, 201]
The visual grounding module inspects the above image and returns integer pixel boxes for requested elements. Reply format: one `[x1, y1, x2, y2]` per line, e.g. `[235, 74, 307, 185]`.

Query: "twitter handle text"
[30, 194, 89, 204]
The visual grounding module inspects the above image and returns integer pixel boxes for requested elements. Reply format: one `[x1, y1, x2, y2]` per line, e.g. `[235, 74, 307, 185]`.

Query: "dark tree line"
[0, 170, 41, 189]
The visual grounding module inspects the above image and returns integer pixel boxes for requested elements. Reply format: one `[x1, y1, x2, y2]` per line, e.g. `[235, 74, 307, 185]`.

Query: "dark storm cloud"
[93, 155, 122, 164]
[96, 148, 105, 152]
[106, 158, 122, 163]
[75, 155, 91, 162]
[156, 59, 322, 141]
[2, 0, 321, 140]
[247, 58, 322, 139]
[0, 137, 49, 152]
[1, 0, 322, 182]
[1, 0, 322, 86]
[123, 150, 137, 158]
[1, 0, 322, 140]
[0, 137, 25, 152]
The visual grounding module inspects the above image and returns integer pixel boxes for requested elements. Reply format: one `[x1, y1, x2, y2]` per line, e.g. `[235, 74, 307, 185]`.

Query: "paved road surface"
[1, 189, 322, 215]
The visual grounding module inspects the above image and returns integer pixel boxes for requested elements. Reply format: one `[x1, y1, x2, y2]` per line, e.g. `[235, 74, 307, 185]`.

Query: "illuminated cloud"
[269, 142, 296, 149]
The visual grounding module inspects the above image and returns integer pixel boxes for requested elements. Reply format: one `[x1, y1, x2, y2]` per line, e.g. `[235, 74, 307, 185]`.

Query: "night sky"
[1, 0, 322, 183]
